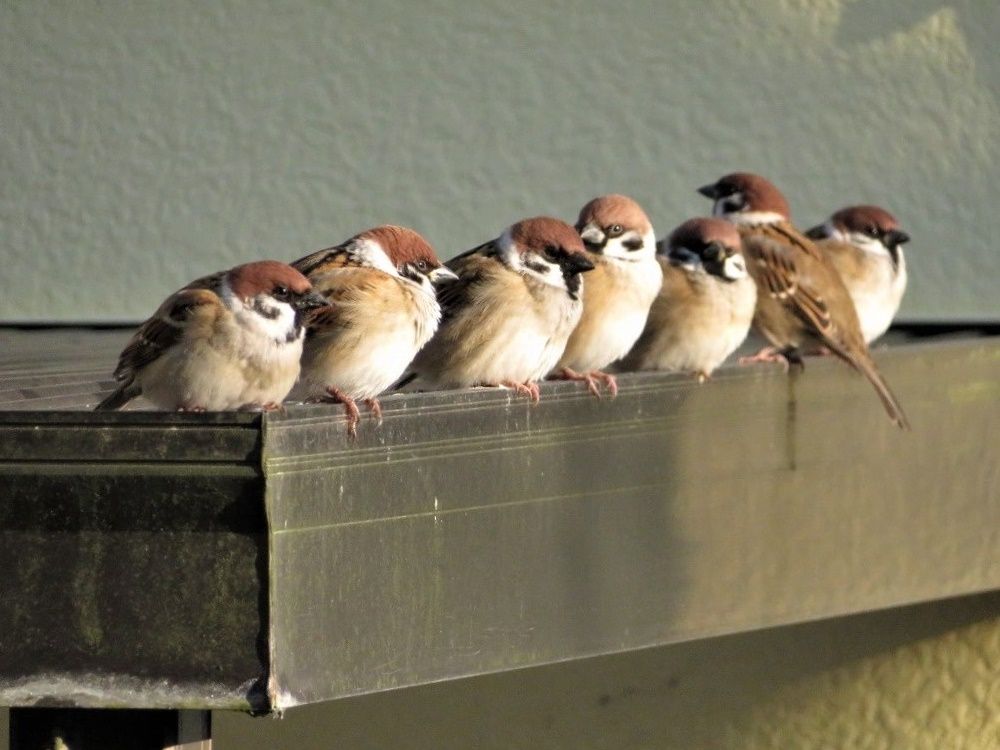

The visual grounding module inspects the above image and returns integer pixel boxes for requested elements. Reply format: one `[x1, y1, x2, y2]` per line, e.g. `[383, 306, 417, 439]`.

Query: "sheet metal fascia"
[0, 412, 270, 711]
[259, 338, 1000, 708]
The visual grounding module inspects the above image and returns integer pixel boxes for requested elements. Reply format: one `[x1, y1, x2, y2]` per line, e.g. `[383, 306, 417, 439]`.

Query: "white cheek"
[723, 255, 748, 280]
[522, 252, 564, 288]
[353, 237, 399, 276]
[849, 233, 889, 256]
[239, 297, 298, 341]
[604, 228, 656, 260]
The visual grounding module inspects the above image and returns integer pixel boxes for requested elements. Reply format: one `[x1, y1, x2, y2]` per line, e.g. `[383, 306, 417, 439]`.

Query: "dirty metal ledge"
[261, 335, 1000, 710]
[1, 334, 998, 713]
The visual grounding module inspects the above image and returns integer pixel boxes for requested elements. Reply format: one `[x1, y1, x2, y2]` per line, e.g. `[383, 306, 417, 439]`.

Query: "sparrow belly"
[453, 324, 559, 386]
[139, 335, 301, 410]
[303, 328, 422, 400]
[562, 307, 649, 372]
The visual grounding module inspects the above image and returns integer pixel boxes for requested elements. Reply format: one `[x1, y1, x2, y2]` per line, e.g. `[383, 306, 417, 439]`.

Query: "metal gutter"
[1, 331, 998, 713]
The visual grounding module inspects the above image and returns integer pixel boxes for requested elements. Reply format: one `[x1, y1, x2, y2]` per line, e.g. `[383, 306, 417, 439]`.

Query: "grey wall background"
[2, 0, 997, 323]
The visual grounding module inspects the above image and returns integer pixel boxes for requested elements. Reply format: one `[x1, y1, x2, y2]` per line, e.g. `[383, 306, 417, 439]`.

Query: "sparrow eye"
[273, 285, 290, 300]
[608, 224, 624, 237]
[866, 225, 880, 238]
[416, 259, 428, 271]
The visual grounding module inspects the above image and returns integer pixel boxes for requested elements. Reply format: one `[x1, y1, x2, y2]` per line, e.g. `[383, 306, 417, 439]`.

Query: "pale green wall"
[2, 0, 998, 322]
[216, 593, 1000, 749]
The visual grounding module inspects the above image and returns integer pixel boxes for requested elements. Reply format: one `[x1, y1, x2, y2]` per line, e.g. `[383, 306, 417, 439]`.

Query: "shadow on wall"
[836, 0, 999, 104]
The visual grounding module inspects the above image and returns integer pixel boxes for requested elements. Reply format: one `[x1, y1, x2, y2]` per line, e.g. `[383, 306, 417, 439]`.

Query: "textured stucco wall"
[2, 0, 998, 322]
[218, 593, 998, 749]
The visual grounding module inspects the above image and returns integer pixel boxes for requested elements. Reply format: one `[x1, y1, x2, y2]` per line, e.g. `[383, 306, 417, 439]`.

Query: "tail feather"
[851, 354, 911, 430]
[94, 381, 141, 411]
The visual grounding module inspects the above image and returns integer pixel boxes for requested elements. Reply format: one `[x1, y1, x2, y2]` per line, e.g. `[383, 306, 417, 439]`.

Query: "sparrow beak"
[885, 229, 910, 248]
[804, 225, 827, 240]
[428, 266, 459, 284]
[578, 224, 606, 251]
[295, 291, 330, 311]
[565, 253, 596, 274]
[697, 183, 719, 199]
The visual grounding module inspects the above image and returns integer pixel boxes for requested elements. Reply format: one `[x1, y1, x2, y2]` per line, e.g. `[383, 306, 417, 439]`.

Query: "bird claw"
[500, 380, 541, 404]
[738, 347, 804, 374]
[311, 387, 362, 438]
[739, 347, 790, 372]
[363, 398, 384, 426]
[553, 367, 617, 398]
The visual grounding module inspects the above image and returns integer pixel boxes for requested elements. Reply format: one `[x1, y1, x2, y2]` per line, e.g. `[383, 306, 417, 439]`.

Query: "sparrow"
[551, 194, 663, 397]
[697, 172, 910, 429]
[805, 205, 910, 344]
[406, 216, 595, 401]
[618, 217, 756, 381]
[290, 225, 456, 436]
[95, 260, 327, 411]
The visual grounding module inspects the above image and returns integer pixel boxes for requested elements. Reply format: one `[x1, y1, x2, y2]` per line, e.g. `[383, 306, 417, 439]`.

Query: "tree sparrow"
[805, 205, 910, 344]
[406, 216, 595, 401]
[551, 194, 662, 397]
[290, 225, 456, 436]
[95, 261, 327, 411]
[619, 217, 756, 381]
[697, 172, 910, 429]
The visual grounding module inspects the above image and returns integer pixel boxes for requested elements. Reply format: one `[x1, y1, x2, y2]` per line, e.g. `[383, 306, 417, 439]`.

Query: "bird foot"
[500, 380, 541, 403]
[693, 370, 711, 384]
[363, 398, 383, 426]
[307, 387, 362, 438]
[739, 347, 792, 372]
[177, 405, 207, 413]
[552, 367, 617, 398]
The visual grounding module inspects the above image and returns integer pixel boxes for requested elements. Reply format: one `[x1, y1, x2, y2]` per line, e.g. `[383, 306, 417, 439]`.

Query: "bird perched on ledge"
[95, 261, 326, 412]
[805, 205, 910, 345]
[619, 217, 756, 381]
[406, 216, 595, 401]
[551, 194, 662, 397]
[697, 172, 910, 429]
[290, 225, 455, 437]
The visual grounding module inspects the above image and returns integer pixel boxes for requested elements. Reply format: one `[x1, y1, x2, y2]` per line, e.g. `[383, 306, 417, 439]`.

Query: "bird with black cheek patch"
[619, 218, 756, 381]
[405, 216, 595, 401]
[698, 172, 910, 429]
[95, 260, 327, 411]
[805, 205, 910, 345]
[550, 194, 662, 397]
[290, 225, 455, 437]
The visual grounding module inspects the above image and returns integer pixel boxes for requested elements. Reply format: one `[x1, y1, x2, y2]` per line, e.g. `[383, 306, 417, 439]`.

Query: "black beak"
[885, 229, 910, 248]
[564, 253, 596, 274]
[697, 183, 718, 199]
[804, 225, 826, 240]
[295, 291, 330, 311]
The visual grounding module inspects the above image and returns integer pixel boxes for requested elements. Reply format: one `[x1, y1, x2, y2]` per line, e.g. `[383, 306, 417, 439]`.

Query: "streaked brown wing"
[113, 288, 220, 380]
[760, 222, 824, 261]
[745, 235, 835, 343]
[290, 244, 353, 277]
[437, 243, 495, 324]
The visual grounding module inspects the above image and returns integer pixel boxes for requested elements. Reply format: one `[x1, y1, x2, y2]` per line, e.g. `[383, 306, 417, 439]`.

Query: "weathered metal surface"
[1, 328, 998, 715]
[0, 410, 268, 712]
[262, 336, 1000, 709]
